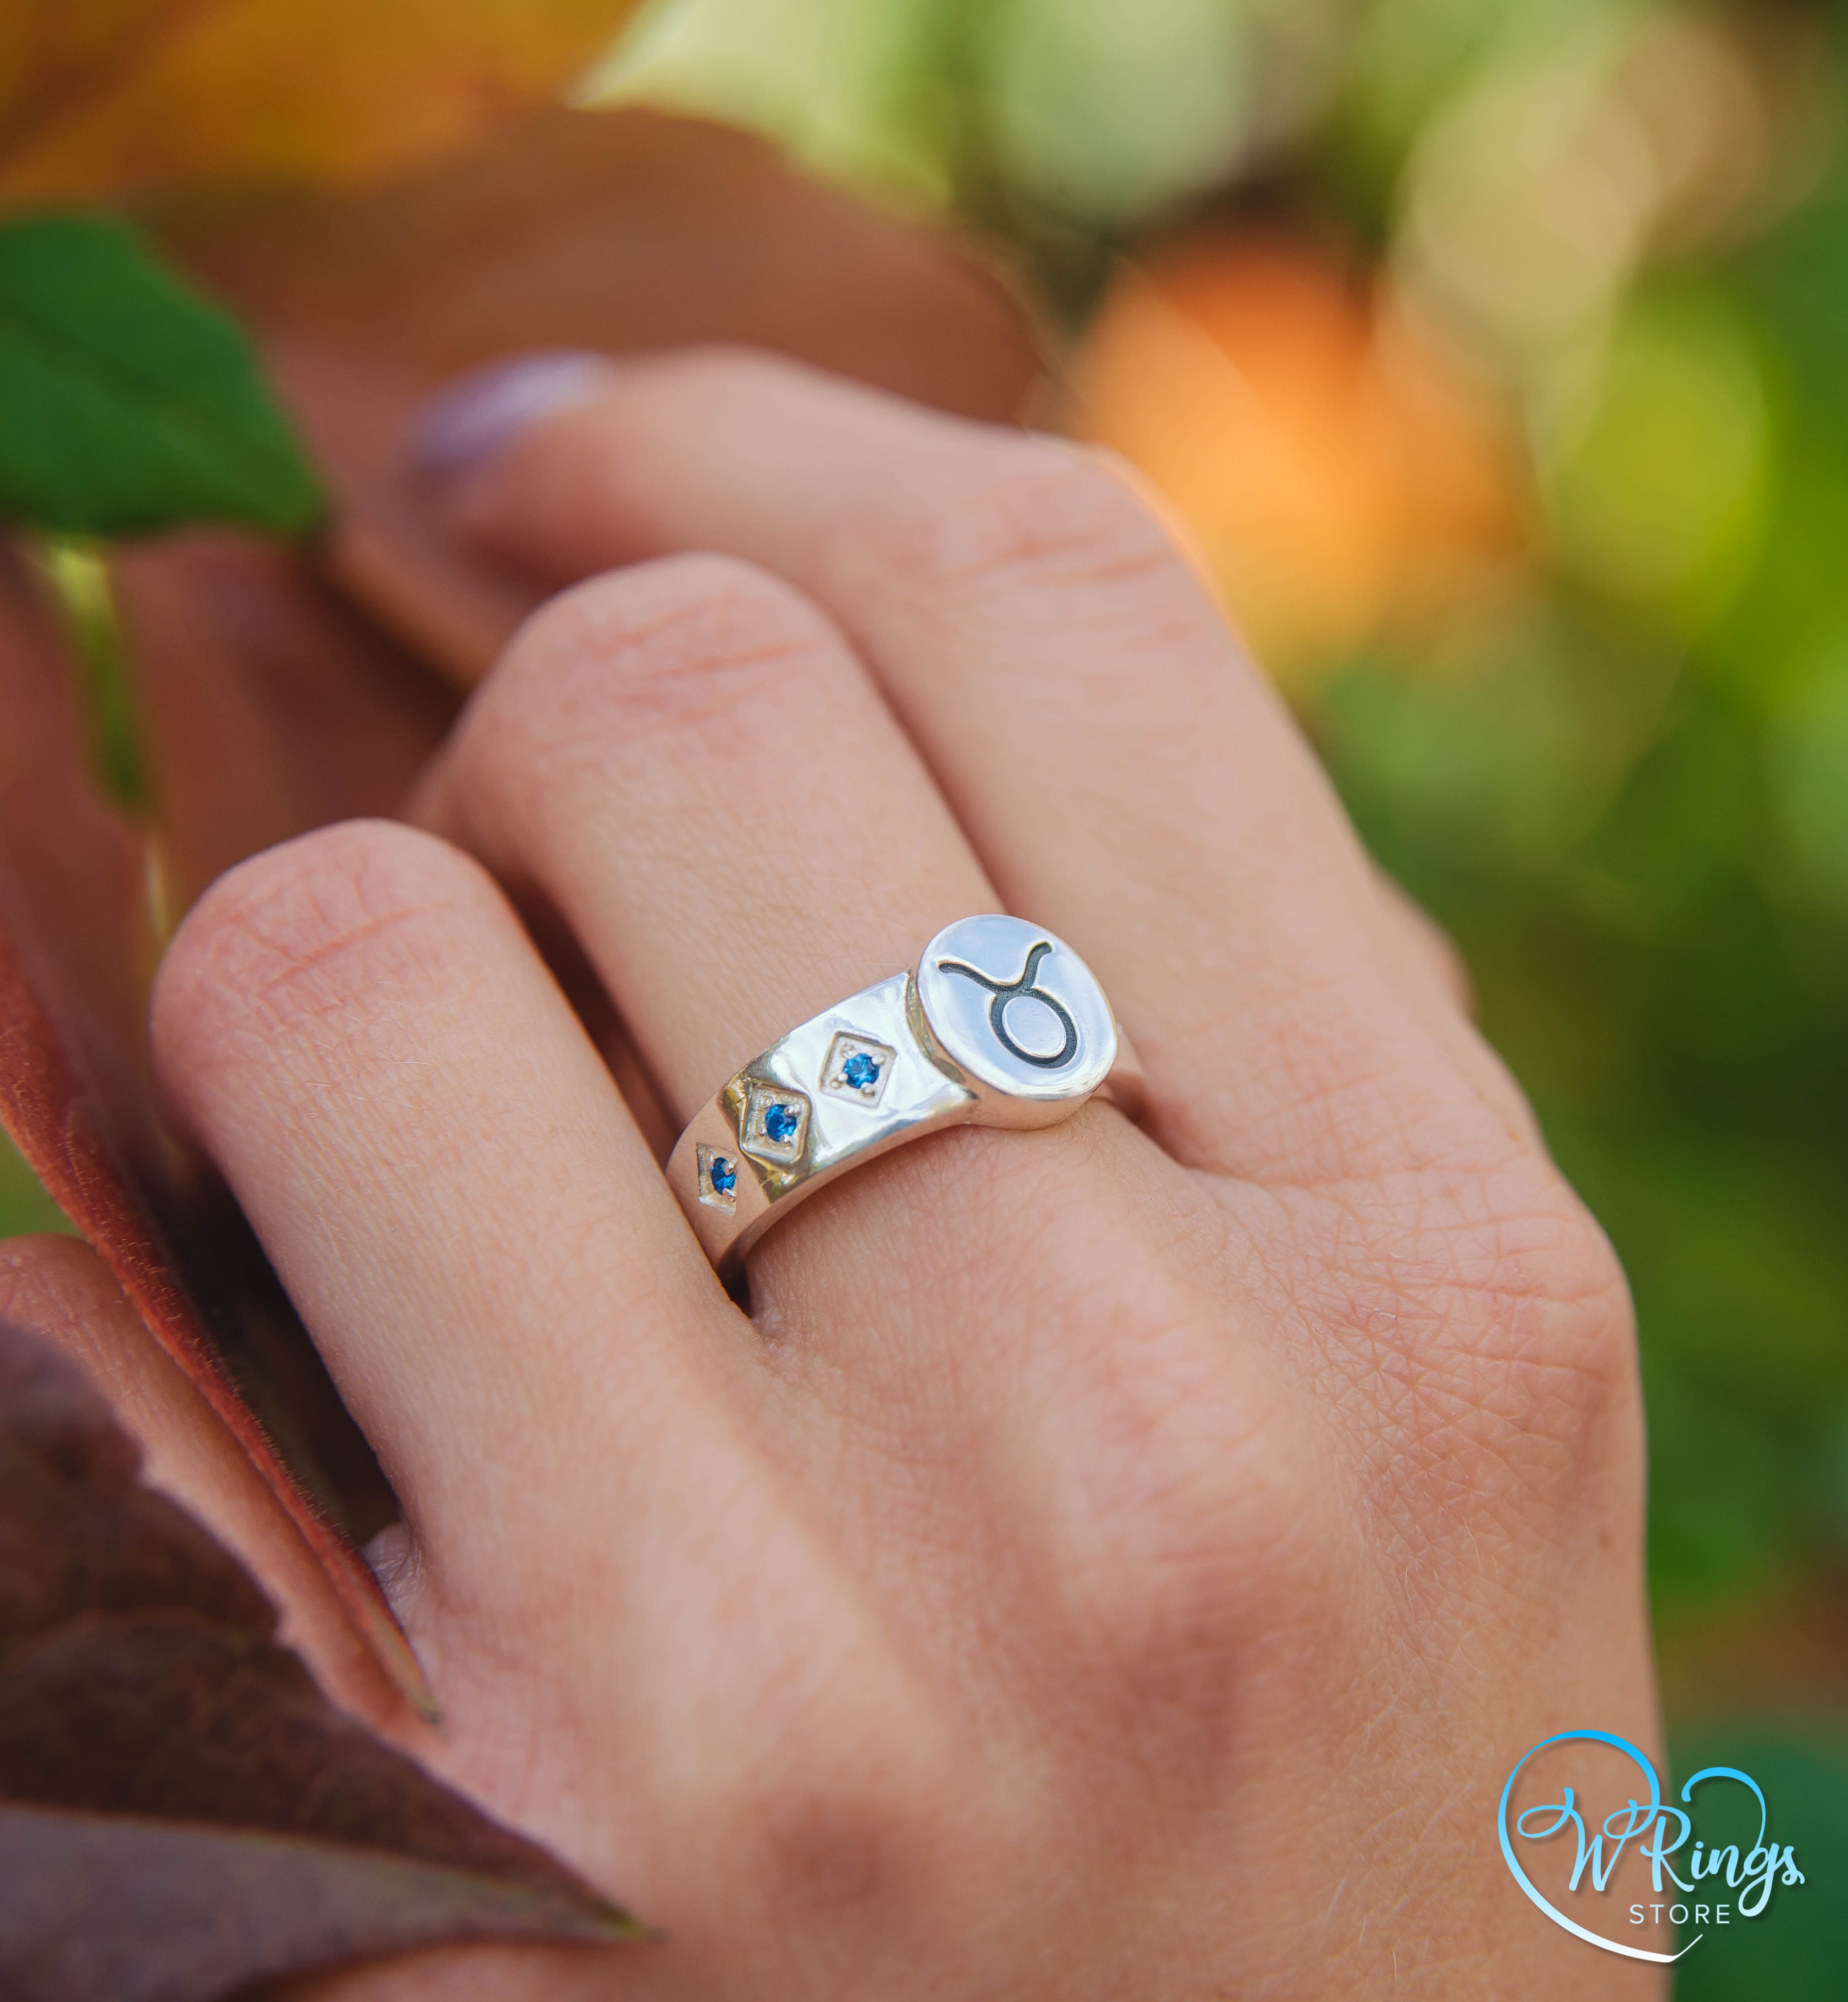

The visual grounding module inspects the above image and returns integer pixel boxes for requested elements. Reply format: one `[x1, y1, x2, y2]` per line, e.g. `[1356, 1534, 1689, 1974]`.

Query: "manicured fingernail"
[410, 350, 615, 477]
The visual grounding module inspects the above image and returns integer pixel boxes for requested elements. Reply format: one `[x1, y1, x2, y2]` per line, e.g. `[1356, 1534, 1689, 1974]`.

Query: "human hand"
[152, 349, 1660, 1999]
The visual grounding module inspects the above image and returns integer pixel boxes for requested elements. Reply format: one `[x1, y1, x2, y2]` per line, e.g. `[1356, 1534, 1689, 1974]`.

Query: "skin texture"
[147, 349, 1663, 1998]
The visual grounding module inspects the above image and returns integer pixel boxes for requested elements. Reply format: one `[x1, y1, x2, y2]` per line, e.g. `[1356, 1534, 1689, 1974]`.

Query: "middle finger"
[431, 349, 1538, 1178]
[413, 543, 1234, 1638]
[417, 549, 997, 1164]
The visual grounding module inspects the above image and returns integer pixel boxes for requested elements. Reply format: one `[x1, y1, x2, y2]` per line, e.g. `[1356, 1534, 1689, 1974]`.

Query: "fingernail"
[410, 349, 615, 478]
[363, 1519, 417, 1599]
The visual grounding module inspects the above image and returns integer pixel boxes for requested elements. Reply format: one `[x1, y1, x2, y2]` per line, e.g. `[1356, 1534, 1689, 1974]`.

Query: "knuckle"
[736, 1731, 925, 1921]
[1318, 1154, 1641, 1543]
[1431, 1169, 1635, 1432]
[845, 436, 1183, 605]
[967, 1199, 1336, 1728]
[708, 1626, 950, 1922]
[1057, 1364, 1331, 1719]
[462, 552, 838, 782]
[1470, 1193, 1639, 1475]
[152, 820, 501, 1082]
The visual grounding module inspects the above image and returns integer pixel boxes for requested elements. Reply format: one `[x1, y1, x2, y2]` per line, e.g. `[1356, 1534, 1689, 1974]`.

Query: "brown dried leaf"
[162, 107, 1045, 684]
[0, 1320, 634, 2001]
[111, 529, 456, 909]
[168, 108, 1039, 409]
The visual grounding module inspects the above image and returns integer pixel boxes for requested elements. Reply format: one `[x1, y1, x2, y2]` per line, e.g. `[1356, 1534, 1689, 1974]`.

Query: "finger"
[151, 821, 990, 1958]
[408, 551, 1197, 1475]
[413, 551, 996, 1134]
[425, 349, 1538, 1177]
[149, 822, 749, 1617]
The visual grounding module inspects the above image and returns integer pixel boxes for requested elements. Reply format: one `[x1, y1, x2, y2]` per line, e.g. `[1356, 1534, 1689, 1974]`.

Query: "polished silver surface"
[668, 916, 1135, 1271]
[914, 915, 1118, 1118]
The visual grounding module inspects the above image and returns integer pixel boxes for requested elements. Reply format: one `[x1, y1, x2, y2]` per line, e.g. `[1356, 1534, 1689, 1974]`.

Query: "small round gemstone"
[709, 1154, 737, 1195]
[763, 1101, 801, 1144]
[842, 1052, 880, 1092]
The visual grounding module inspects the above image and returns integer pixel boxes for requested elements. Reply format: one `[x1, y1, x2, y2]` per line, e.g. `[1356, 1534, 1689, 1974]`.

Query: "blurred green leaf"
[1671, 1726, 1848, 2001]
[1550, 1117, 1848, 1416]
[1639, 1353, 1797, 1607]
[1338, 0, 1615, 175]
[1766, 650, 1848, 916]
[0, 215, 323, 538]
[975, 0, 1251, 228]
[1816, 1415, 1848, 1561]
[1736, 147, 1848, 461]
[1583, 705, 1758, 933]
[0, 1130, 71, 1239]
[1541, 290, 1770, 631]
[1316, 612, 1671, 883]
[1314, 616, 1848, 1623]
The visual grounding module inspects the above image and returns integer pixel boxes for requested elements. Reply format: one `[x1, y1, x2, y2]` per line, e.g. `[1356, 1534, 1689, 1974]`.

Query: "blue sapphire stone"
[764, 1101, 801, 1144]
[842, 1052, 880, 1091]
[709, 1154, 737, 1195]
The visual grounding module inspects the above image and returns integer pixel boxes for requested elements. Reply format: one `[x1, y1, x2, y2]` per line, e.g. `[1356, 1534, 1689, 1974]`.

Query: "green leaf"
[0, 1129, 69, 1240]
[0, 214, 323, 537]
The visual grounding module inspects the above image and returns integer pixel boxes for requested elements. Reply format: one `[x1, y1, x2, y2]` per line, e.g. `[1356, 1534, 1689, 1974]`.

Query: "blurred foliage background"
[2, 0, 1844, 1990]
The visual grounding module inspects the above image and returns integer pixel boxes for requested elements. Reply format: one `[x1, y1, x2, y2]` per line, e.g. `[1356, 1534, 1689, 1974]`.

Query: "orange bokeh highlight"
[1069, 233, 1527, 682]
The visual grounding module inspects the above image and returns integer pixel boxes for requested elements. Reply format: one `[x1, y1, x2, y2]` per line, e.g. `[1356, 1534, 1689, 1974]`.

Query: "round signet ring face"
[915, 914, 1118, 1119]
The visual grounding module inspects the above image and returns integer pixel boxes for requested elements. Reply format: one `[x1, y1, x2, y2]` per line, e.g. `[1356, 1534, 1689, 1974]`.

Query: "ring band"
[668, 914, 1140, 1271]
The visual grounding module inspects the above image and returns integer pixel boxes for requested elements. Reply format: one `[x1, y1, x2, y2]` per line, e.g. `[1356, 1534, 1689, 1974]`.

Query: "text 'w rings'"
[667, 915, 1139, 1270]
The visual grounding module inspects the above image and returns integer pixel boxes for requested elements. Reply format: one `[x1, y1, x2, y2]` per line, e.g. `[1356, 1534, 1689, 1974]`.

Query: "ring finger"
[415, 550, 997, 1144]
[412, 544, 1175, 1384]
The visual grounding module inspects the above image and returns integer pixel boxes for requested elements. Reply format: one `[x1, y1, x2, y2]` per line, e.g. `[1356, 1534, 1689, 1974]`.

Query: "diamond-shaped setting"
[822, 1031, 895, 1107]
[695, 1143, 739, 1211]
[742, 1083, 810, 1165]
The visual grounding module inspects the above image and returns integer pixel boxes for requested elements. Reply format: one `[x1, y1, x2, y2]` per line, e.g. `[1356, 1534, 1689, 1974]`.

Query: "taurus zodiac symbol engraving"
[935, 939, 1079, 1068]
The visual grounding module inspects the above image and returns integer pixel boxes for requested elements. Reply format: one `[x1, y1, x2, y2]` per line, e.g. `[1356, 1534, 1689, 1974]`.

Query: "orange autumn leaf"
[1069, 234, 1526, 684]
[0, 0, 640, 206]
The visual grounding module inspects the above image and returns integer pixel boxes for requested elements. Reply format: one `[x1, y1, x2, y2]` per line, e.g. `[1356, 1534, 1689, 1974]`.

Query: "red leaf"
[0, 1809, 632, 2002]
[0, 1320, 635, 2000]
[0, 1234, 414, 1721]
[0, 549, 428, 1711]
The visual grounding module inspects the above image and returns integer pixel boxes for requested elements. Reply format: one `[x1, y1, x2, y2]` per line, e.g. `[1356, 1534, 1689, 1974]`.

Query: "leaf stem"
[28, 534, 148, 813]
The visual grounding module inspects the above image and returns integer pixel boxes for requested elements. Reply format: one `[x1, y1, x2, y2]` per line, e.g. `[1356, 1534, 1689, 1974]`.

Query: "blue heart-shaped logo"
[1499, 1730, 1697, 1964]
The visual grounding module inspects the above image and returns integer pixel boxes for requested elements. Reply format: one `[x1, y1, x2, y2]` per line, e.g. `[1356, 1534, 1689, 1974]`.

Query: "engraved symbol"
[935, 940, 1078, 1069]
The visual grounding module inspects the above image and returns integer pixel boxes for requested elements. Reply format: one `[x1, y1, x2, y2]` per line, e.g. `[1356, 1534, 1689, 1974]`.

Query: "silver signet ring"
[667, 915, 1141, 1271]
